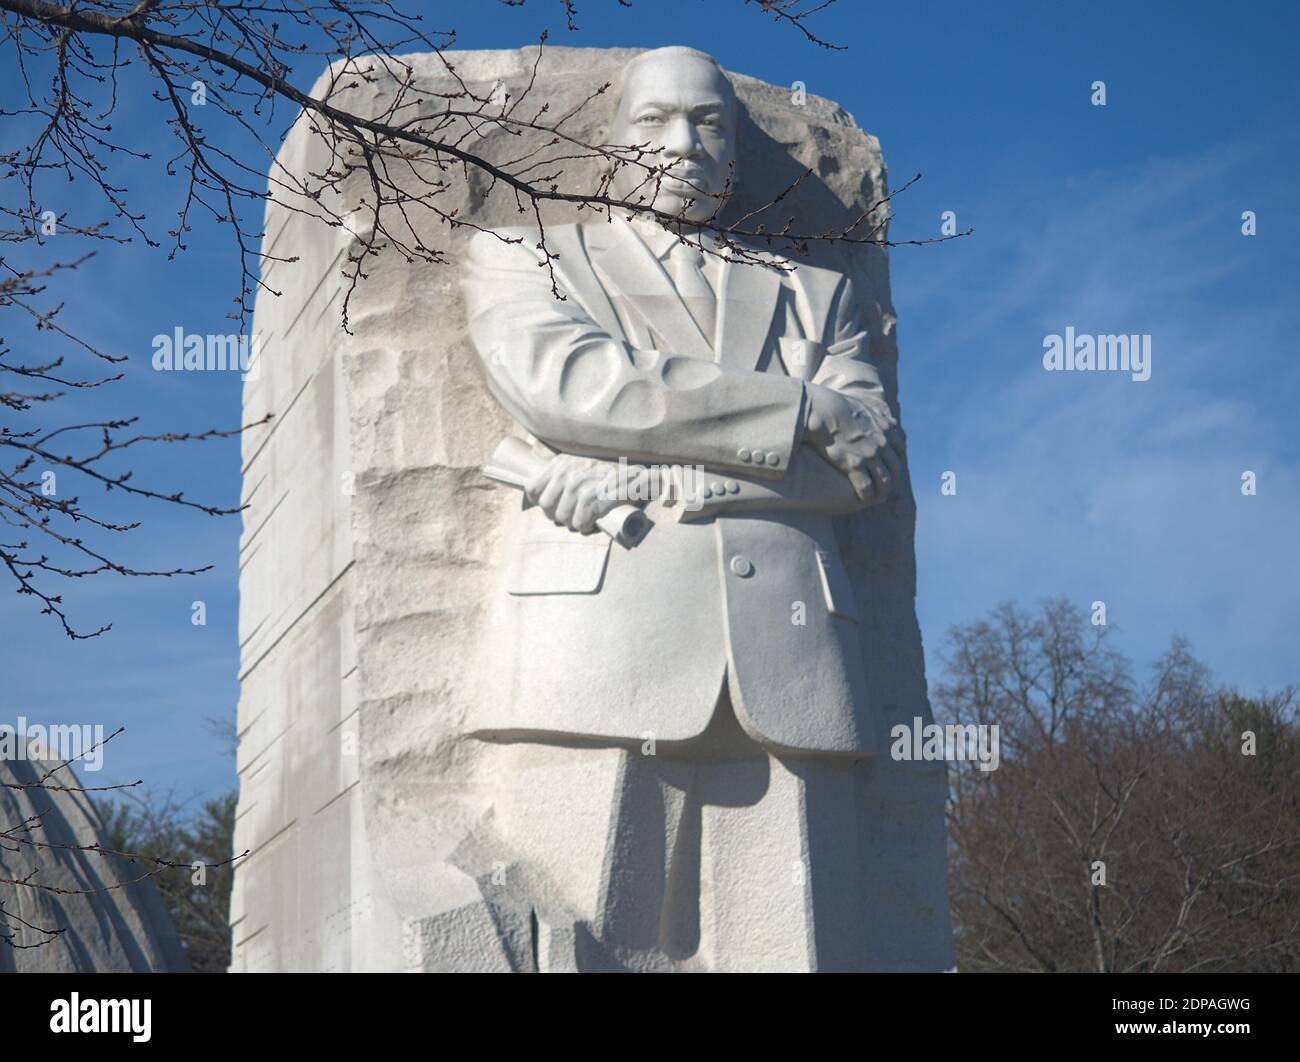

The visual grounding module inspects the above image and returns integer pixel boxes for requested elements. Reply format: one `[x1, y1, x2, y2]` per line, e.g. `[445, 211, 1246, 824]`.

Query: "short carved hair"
[609, 46, 736, 118]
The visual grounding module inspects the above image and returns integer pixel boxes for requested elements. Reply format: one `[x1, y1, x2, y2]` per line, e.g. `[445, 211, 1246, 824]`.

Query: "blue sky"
[2, 0, 1297, 805]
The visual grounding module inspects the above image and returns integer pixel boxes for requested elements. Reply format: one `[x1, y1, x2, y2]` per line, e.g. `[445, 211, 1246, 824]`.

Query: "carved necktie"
[666, 241, 717, 349]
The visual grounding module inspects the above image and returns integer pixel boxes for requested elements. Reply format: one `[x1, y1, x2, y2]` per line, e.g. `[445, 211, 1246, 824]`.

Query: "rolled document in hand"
[482, 436, 650, 548]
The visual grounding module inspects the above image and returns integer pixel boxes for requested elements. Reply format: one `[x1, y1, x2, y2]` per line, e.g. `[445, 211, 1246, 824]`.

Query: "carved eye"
[636, 112, 666, 126]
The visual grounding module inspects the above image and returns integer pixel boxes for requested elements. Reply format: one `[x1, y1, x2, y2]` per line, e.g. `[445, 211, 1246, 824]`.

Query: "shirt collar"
[626, 214, 716, 262]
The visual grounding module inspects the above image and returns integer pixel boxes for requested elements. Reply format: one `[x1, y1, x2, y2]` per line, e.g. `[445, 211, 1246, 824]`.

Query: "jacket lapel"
[715, 249, 783, 371]
[582, 220, 786, 373]
[546, 224, 626, 344]
[590, 217, 714, 359]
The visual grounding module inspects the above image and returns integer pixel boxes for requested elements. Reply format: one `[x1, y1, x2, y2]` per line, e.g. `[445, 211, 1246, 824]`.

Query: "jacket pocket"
[506, 535, 611, 596]
[814, 548, 859, 623]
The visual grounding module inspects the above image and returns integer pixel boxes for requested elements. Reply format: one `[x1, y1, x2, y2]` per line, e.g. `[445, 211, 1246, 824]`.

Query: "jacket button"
[738, 447, 752, 462]
[766, 452, 780, 467]
[751, 449, 766, 464]
[725, 479, 739, 493]
[729, 555, 753, 577]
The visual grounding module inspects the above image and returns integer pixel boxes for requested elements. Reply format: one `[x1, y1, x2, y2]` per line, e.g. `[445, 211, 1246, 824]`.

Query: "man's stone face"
[608, 54, 737, 223]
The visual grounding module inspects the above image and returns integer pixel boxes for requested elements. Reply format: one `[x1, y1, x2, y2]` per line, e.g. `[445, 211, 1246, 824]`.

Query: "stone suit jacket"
[462, 217, 891, 756]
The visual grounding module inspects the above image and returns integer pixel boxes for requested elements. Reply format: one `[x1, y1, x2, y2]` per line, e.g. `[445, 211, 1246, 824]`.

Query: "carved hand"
[803, 383, 905, 505]
[524, 454, 649, 534]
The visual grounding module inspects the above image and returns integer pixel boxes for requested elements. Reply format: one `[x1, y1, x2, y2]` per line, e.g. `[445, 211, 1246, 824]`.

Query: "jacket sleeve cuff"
[720, 378, 806, 476]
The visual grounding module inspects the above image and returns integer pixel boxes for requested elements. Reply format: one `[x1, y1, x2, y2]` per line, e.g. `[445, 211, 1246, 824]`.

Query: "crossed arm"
[462, 229, 905, 533]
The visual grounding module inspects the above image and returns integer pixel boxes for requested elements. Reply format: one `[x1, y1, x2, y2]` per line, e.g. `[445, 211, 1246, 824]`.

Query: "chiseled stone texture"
[232, 46, 953, 972]
[0, 757, 189, 972]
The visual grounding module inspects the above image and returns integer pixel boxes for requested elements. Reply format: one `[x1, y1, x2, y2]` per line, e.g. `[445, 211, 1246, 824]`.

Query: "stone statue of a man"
[458, 46, 941, 972]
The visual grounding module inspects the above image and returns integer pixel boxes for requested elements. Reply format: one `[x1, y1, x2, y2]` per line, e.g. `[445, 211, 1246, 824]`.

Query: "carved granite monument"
[231, 45, 954, 972]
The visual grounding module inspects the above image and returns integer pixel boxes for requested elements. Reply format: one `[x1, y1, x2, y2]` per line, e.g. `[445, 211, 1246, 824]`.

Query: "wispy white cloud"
[900, 126, 1300, 690]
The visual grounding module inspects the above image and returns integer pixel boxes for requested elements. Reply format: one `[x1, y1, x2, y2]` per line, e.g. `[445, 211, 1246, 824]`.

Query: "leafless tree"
[101, 786, 239, 972]
[938, 599, 1300, 972]
[1, 729, 245, 959]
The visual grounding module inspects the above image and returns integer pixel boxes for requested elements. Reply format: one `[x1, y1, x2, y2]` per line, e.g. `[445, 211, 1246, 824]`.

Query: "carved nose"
[662, 117, 702, 159]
